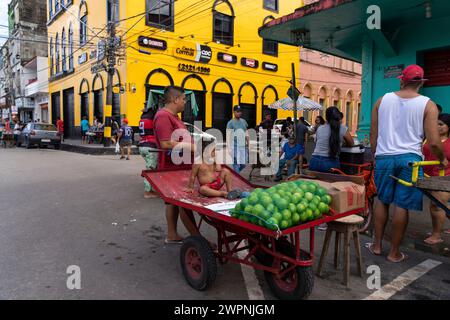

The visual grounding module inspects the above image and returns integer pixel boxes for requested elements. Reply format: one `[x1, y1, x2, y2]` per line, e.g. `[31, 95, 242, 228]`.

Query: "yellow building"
[48, 0, 302, 138]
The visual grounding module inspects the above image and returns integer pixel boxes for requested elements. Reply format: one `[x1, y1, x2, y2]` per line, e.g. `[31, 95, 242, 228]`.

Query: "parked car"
[18, 123, 61, 149]
[273, 118, 312, 135]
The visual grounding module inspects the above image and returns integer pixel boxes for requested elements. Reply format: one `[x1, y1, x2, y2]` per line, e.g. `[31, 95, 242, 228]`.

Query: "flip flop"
[387, 252, 408, 263]
[365, 242, 382, 256]
[164, 238, 183, 245]
[144, 192, 159, 199]
[424, 238, 444, 245]
[227, 189, 242, 200]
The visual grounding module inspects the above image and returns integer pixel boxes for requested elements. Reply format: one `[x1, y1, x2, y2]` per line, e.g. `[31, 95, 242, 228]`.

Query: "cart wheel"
[180, 235, 217, 291]
[264, 240, 314, 300]
[358, 197, 374, 234]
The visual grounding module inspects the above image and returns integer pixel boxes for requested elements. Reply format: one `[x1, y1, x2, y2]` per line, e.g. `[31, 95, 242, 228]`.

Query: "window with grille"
[263, 39, 278, 56]
[146, 0, 173, 30]
[213, 12, 233, 45]
[80, 14, 87, 46]
[264, 0, 278, 12]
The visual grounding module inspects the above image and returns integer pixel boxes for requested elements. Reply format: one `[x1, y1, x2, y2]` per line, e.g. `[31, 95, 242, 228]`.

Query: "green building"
[260, 0, 450, 141]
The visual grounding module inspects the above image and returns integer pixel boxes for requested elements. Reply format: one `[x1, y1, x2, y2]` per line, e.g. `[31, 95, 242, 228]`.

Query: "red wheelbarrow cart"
[142, 166, 364, 300]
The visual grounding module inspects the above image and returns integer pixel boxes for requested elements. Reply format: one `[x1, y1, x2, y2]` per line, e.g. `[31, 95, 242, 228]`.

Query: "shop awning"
[259, 0, 450, 63]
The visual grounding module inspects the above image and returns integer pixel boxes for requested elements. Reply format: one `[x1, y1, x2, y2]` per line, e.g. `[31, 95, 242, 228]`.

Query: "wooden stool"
[317, 215, 364, 286]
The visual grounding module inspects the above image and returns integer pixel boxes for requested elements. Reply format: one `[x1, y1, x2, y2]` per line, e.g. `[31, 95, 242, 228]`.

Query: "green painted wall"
[358, 15, 450, 139]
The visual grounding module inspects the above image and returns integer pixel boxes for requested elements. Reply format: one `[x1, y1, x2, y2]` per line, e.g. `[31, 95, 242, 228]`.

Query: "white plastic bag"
[115, 142, 120, 154]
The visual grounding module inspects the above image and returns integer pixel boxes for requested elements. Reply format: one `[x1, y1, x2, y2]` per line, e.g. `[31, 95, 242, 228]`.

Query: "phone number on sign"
[178, 63, 211, 75]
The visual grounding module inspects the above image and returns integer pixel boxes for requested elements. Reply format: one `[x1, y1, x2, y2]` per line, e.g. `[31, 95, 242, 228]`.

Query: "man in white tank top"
[369, 65, 447, 263]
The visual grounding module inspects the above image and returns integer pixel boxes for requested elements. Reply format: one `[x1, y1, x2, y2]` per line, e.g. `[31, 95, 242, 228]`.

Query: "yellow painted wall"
[48, 0, 303, 132]
[47, 0, 127, 127]
[124, 0, 302, 128]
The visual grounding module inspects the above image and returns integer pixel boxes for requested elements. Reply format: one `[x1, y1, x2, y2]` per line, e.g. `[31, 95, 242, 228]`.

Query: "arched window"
[49, 0, 53, 18]
[55, 33, 60, 74]
[213, 0, 234, 46]
[49, 38, 54, 76]
[262, 16, 278, 56]
[146, 0, 173, 30]
[79, 1, 88, 46]
[61, 28, 66, 72]
[68, 24, 74, 70]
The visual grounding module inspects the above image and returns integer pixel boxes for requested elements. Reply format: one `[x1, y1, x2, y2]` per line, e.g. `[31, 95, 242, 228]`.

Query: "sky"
[0, 0, 9, 47]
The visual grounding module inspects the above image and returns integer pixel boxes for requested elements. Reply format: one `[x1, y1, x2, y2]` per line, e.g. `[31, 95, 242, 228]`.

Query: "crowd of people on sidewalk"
[135, 65, 449, 258]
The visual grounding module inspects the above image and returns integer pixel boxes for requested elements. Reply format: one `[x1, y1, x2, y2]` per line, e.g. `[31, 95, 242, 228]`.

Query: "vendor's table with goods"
[142, 165, 364, 300]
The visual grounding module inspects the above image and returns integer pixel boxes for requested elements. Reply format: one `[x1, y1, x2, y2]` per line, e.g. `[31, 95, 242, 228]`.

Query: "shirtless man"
[186, 144, 241, 199]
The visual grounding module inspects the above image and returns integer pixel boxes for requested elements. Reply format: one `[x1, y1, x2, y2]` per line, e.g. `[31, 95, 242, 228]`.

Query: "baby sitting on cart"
[185, 140, 243, 200]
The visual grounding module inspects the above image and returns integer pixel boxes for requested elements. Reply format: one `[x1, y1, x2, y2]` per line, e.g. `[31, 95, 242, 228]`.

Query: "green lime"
[316, 187, 327, 196]
[250, 216, 259, 225]
[275, 198, 288, 210]
[260, 210, 271, 221]
[260, 196, 272, 207]
[296, 203, 306, 213]
[313, 195, 321, 204]
[253, 188, 264, 194]
[266, 203, 275, 213]
[300, 184, 309, 192]
[304, 192, 314, 201]
[248, 195, 259, 206]
[308, 202, 317, 211]
[278, 190, 286, 198]
[292, 213, 301, 224]
[240, 215, 250, 222]
[288, 203, 297, 213]
[253, 204, 265, 216]
[280, 220, 289, 229]
[322, 195, 332, 205]
[272, 212, 282, 223]
[244, 205, 254, 214]
[282, 209, 292, 221]
[234, 202, 242, 212]
[318, 203, 329, 214]
[305, 209, 313, 220]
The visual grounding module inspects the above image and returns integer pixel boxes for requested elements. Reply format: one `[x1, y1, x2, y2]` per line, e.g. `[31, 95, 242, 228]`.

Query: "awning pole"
[291, 62, 297, 137]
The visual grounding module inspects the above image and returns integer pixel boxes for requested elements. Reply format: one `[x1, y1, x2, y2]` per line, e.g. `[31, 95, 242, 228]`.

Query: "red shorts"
[204, 176, 223, 191]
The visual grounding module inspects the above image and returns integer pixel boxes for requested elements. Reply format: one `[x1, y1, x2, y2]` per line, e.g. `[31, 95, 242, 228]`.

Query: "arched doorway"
[318, 86, 327, 117]
[145, 68, 175, 111]
[92, 73, 104, 123]
[212, 78, 233, 136]
[112, 69, 122, 121]
[181, 74, 207, 128]
[302, 83, 313, 123]
[78, 79, 90, 137]
[238, 82, 258, 129]
[261, 85, 278, 121]
[345, 90, 354, 131]
[332, 88, 341, 109]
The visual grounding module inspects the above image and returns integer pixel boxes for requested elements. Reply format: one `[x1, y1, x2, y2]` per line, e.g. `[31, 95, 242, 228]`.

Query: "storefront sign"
[178, 63, 210, 75]
[217, 52, 237, 64]
[97, 40, 106, 62]
[174, 41, 212, 64]
[262, 62, 278, 72]
[11, 105, 18, 114]
[138, 36, 167, 51]
[241, 57, 259, 69]
[78, 53, 88, 65]
[384, 64, 404, 78]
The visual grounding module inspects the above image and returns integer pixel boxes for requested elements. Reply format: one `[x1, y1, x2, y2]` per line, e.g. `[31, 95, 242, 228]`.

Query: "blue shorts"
[374, 153, 423, 211]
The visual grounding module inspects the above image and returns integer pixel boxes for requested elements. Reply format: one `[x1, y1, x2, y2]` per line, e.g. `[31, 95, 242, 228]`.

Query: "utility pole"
[103, 0, 117, 147]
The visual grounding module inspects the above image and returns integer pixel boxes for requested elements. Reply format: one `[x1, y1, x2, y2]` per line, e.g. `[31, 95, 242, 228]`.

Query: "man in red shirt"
[154, 86, 199, 244]
[56, 117, 64, 142]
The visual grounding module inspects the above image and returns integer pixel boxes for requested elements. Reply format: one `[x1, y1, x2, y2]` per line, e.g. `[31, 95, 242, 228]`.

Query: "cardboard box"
[289, 171, 366, 214]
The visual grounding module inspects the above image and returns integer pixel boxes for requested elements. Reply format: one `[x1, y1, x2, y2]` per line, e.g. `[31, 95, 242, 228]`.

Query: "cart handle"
[408, 161, 444, 183]
[391, 161, 444, 187]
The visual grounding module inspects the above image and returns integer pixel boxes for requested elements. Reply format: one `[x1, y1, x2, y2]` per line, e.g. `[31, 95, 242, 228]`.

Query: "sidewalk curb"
[60, 143, 140, 155]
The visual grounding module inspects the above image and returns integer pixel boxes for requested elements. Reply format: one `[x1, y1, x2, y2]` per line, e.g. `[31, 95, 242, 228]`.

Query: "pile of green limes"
[230, 180, 332, 230]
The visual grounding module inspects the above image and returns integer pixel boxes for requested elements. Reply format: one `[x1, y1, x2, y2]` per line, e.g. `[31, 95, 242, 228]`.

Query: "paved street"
[0, 148, 449, 300]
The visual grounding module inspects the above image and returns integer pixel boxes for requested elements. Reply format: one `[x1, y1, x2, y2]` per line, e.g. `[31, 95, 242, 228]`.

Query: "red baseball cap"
[123, 118, 128, 124]
[398, 65, 428, 82]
